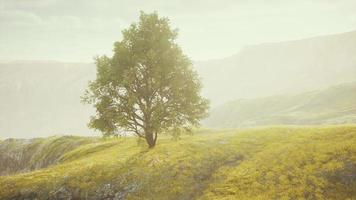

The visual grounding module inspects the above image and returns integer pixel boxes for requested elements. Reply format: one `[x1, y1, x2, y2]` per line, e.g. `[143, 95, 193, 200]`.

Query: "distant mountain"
[0, 61, 97, 138]
[204, 82, 356, 128]
[195, 30, 356, 105]
[1, 30, 356, 138]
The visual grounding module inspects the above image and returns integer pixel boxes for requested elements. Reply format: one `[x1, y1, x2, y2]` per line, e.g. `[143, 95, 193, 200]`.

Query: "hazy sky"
[1, 0, 356, 62]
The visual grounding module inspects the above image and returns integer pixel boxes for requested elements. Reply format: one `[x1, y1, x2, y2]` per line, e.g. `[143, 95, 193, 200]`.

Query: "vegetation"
[0, 136, 97, 176]
[1, 126, 355, 199]
[205, 82, 356, 128]
[82, 12, 209, 148]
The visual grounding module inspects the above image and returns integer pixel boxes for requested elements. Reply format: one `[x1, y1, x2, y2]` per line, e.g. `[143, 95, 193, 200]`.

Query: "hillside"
[0, 136, 98, 176]
[195, 30, 356, 105]
[2, 31, 356, 138]
[0, 61, 96, 138]
[0, 126, 355, 199]
[204, 82, 356, 128]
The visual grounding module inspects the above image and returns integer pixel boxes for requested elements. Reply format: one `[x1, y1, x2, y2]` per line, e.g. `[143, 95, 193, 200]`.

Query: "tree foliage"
[82, 12, 209, 148]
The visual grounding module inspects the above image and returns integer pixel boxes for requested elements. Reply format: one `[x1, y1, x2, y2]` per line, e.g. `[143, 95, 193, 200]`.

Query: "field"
[1, 126, 356, 200]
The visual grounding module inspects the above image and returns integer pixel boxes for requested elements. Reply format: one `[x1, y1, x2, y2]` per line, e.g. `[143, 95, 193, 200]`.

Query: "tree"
[82, 12, 209, 148]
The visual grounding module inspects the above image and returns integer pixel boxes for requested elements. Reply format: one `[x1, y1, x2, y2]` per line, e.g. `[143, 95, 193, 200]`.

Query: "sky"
[1, 0, 356, 62]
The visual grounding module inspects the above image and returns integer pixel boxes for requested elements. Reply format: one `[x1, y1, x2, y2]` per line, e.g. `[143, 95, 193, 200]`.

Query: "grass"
[205, 82, 356, 128]
[0, 126, 356, 199]
[0, 136, 98, 176]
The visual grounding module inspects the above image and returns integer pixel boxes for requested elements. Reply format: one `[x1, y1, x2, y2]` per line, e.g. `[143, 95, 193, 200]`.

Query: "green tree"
[82, 12, 209, 148]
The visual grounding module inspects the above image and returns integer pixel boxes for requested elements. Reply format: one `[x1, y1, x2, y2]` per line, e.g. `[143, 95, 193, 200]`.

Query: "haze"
[1, 0, 356, 138]
[1, 0, 356, 61]
[2, 2, 356, 198]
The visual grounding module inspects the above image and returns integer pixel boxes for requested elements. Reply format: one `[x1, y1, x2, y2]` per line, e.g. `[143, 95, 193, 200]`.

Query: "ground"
[0, 125, 355, 200]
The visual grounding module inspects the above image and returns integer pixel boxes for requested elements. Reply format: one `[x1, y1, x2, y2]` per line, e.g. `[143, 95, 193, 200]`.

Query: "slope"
[195, 30, 356, 105]
[0, 126, 355, 200]
[204, 82, 356, 128]
[0, 61, 96, 138]
[2, 30, 356, 137]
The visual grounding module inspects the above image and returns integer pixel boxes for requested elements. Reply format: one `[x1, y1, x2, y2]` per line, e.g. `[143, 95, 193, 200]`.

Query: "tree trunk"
[145, 132, 156, 148]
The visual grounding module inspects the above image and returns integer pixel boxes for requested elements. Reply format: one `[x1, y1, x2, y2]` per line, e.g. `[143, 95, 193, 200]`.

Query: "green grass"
[0, 136, 100, 177]
[205, 82, 356, 128]
[1, 126, 356, 199]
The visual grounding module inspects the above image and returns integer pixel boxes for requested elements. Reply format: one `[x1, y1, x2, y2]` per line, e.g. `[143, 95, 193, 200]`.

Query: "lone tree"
[82, 12, 209, 148]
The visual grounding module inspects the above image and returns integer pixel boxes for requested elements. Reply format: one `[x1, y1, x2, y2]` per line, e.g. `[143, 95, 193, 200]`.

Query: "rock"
[49, 186, 72, 200]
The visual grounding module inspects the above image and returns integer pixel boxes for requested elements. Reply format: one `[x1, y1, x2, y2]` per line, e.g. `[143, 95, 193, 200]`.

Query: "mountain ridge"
[195, 30, 356, 105]
[1, 30, 356, 137]
[204, 81, 356, 128]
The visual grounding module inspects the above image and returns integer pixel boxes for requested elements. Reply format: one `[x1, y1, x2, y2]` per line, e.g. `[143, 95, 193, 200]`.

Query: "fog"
[1, 0, 356, 138]
[1, 0, 356, 61]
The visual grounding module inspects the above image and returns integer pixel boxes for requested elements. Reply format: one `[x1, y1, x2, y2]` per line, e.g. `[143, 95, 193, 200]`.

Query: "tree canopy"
[82, 12, 209, 148]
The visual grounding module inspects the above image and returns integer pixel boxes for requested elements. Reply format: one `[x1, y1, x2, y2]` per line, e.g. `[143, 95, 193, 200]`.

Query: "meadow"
[0, 125, 355, 199]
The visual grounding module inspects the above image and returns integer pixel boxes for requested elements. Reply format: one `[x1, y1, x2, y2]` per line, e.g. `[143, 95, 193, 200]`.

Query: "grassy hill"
[1, 126, 356, 199]
[204, 82, 356, 128]
[0, 136, 98, 176]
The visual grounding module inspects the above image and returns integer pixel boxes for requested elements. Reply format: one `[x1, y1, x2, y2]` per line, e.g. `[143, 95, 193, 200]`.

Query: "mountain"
[195, 30, 356, 105]
[0, 61, 97, 138]
[1, 30, 356, 138]
[204, 82, 356, 128]
[1, 126, 356, 199]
